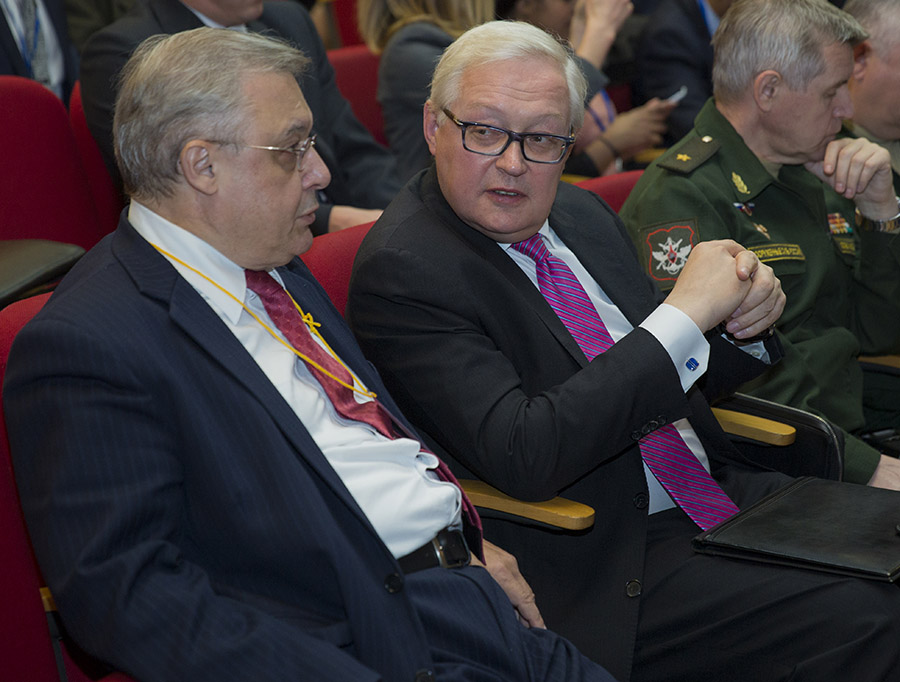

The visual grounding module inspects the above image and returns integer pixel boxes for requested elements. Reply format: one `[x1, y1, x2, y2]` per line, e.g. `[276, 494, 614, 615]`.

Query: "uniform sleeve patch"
[638, 220, 697, 286]
[748, 243, 805, 262]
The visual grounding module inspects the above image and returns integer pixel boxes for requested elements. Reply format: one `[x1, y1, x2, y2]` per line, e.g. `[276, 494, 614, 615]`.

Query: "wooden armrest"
[460, 479, 595, 531]
[712, 407, 796, 446]
[859, 355, 900, 370]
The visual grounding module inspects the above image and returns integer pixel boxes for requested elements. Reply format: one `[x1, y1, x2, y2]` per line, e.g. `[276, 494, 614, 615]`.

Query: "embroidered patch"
[827, 212, 853, 235]
[642, 222, 697, 284]
[748, 243, 805, 262]
[834, 238, 856, 255]
[732, 172, 750, 195]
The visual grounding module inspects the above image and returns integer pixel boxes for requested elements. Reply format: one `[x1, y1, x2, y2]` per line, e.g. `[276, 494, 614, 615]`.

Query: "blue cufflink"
[685, 358, 699, 371]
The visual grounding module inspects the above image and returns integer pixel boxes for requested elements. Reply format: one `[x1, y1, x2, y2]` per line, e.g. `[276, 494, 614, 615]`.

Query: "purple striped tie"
[511, 234, 738, 530]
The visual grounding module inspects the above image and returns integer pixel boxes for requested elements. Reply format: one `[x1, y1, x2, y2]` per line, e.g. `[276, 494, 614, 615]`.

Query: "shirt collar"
[128, 201, 277, 325]
[186, 5, 248, 31]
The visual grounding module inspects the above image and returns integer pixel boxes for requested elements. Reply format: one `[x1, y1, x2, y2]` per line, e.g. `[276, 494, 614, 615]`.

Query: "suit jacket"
[0, 0, 78, 100]
[633, 0, 713, 146]
[79, 0, 401, 234]
[3, 216, 476, 681]
[347, 169, 782, 681]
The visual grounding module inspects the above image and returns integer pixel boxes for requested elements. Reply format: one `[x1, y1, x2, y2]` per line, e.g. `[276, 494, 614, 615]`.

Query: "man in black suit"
[1, 0, 78, 100]
[347, 19, 900, 682]
[4, 27, 616, 682]
[80, 0, 401, 234]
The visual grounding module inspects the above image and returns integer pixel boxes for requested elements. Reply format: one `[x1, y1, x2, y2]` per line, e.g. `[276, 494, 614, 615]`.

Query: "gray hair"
[844, 0, 900, 54]
[429, 20, 587, 131]
[114, 27, 310, 202]
[712, 0, 867, 104]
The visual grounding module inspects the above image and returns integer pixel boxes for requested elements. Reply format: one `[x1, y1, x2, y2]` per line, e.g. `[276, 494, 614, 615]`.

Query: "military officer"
[620, 0, 900, 489]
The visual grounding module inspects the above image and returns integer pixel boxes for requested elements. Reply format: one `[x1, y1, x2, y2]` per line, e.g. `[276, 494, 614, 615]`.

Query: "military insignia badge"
[641, 221, 697, 287]
[733, 202, 755, 217]
[676, 153, 691, 162]
[827, 212, 853, 235]
[732, 172, 750, 195]
[754, 223, 770, 239]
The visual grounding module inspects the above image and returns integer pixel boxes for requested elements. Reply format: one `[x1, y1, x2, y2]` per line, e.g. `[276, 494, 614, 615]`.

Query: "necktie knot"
[511, 233, 550, 265]
[245, 269, 280, 299]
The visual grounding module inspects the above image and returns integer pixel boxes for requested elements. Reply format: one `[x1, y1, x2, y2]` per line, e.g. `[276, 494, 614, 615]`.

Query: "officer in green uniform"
[620, 0, 900, 487]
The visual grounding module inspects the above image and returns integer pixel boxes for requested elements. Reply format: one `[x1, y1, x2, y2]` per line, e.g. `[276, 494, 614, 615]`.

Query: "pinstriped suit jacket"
[3, 217, 454, 681]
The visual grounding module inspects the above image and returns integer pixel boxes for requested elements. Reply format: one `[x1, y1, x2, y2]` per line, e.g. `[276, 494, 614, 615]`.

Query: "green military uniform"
[620, 99, 900, 484]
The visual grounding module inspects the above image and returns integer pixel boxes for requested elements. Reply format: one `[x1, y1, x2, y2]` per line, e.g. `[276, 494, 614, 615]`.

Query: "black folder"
[692, 477, 900, 582]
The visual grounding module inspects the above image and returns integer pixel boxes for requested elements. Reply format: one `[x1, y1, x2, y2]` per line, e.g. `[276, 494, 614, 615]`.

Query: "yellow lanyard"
[150, 244, 377, 399]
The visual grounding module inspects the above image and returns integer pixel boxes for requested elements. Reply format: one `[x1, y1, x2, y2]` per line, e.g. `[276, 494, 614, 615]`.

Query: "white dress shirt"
[129, 202, 461, 558]
[1, 0, 64, 98]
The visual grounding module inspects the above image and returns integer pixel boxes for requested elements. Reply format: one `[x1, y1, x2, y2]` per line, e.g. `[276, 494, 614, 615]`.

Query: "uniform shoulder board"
[657, 135, 721, 175]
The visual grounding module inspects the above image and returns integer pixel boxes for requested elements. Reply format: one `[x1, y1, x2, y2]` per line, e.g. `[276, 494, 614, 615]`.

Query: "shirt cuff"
[639, 303, 710, 392]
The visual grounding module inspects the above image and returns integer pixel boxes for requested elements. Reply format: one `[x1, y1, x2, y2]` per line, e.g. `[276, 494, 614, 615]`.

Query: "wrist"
[856, 196, 900, 234]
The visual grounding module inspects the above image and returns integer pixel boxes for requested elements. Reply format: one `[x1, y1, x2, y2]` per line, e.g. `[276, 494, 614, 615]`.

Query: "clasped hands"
[666, 239, 786, 339]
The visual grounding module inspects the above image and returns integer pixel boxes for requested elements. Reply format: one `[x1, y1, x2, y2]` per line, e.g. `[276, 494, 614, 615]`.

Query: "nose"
[495, 139, 527, 177]
[301, 148, 331, 192]
[834, 84, 854, 120]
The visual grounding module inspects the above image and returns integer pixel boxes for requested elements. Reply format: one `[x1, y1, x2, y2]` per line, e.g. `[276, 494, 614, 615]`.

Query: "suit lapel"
[111, 220, 378, 532]
[0, 17, 28, 75]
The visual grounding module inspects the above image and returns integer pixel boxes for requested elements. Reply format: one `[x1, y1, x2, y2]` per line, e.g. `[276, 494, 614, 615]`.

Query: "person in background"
[496, 0, 676, 175]
[1, 0, 78, 100]
[632, 0, 734, 146]
[80, 0, 400, 235]
[843, 0, 900, 192]
[621, 0, 900, 487]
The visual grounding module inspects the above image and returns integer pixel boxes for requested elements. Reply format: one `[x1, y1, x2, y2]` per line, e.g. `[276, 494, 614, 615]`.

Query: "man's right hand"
[665, 239, 785, 336]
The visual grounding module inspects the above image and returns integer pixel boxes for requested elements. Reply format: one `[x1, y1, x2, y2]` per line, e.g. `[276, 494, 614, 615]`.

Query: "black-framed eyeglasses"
[442, 109, 574, 164]
[244, 134, 318, 170]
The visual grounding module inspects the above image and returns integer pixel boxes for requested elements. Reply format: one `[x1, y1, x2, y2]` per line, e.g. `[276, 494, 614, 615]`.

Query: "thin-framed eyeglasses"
[442, 109, 574, 164]
[244, 134, 318, 170]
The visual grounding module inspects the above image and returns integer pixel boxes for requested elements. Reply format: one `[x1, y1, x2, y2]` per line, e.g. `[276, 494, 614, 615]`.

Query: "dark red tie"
[512, 234, 739, 530]
[244, 269, 482, 538]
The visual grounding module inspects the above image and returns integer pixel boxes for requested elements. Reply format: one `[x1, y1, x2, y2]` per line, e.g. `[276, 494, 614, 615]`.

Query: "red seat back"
[300, 221, 374, 315]
[332, 0, 362, 46]
[575, 170, 644, 213]
[327, 45, 386, 146]
[0, 77, 105, 251]
[69, 82, 126, 237]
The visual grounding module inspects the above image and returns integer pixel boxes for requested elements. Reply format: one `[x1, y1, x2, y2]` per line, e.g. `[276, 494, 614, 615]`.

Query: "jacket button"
[631, 430, 642, 441]
[656, 415, 667, 426]
[641, 423, 652, 435]
[384, 573, 404, 594]
[625, 579, 642, 598]
[633, 493, 648, 509]
[414, 670, 435, 681]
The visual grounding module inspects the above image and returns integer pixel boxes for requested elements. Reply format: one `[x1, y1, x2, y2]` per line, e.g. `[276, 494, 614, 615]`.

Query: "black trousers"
[633, 500, 900, 682]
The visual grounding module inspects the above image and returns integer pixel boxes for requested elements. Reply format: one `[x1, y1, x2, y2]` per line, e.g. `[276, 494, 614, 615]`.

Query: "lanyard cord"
[150, 244, 377, 400]
[2, 0, 40, 75]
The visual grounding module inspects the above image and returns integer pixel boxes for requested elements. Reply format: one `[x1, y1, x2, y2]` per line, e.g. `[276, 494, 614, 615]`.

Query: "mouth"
[488, 188, 525, 199]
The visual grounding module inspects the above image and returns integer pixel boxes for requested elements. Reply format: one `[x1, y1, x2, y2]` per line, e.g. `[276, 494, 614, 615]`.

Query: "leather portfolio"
[692, 476, 900, 582]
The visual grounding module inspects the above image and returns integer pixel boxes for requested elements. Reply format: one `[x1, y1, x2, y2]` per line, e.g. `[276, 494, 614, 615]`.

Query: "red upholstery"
[575, 170, 644, 213]
[1, 294, 136, 682]
[0, 77, 105, 251]
[332, 0, 362, 46]
[69, 82, 126, 237]
[300, 221, 374, 315]
[606, 82, 633, 113]
[327, 45, 386, 146]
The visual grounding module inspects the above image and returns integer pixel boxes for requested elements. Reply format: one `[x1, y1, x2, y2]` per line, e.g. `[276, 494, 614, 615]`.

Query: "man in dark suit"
[633, 0, 734, 146]
[1, 0, 78, 100]
[347, 19, 900, 682]
[80, 0, 401, 235]
[3, 27, 616, 682]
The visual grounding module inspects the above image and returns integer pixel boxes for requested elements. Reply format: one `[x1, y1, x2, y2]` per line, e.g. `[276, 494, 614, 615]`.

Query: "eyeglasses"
[244, 134, 318, 170]
[442, 109, 574, 164]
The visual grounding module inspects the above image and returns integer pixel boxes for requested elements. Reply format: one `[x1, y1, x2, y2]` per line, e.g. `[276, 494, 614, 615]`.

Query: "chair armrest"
[460, 479, 595, 531]
[0, 240, 84, 308]
[859, 355, 900, 371]
[711, 407, 796, 446]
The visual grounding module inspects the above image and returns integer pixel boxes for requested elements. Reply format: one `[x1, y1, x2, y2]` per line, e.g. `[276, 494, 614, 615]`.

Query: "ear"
[752, 70, 782, 113]
[423, 100, 440, 156]
[852, 40, 872, 81]
[178, 140, 218, 195]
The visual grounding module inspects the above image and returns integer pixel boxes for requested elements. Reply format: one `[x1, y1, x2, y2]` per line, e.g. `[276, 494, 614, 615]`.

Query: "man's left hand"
[805, 137, 897, 219]
[725, 253, 785, 340]
[473, 540, 546, 629]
